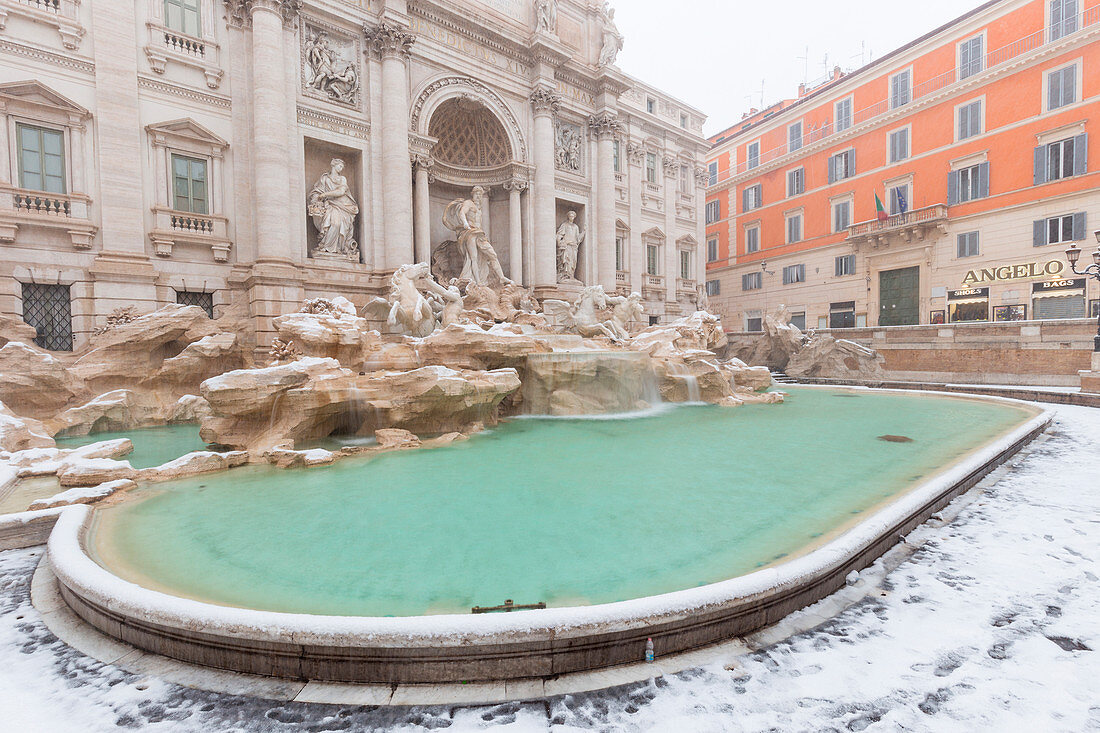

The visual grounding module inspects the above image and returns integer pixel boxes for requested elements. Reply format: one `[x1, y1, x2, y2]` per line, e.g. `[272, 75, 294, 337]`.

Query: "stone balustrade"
[150, 206, 231, 261]
[0, 186, 95, 248]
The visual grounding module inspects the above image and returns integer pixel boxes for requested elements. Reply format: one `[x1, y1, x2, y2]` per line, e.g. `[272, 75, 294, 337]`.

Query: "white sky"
[613, 0, 983, 136]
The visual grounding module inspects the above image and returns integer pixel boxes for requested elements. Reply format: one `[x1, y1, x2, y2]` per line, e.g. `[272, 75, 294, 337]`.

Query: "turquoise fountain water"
[90, 388, 1034, 617]
[56, 425, 207, 469]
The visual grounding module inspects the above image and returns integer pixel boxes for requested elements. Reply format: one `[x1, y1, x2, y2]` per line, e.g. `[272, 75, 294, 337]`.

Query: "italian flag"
[875, 193, 888, 221]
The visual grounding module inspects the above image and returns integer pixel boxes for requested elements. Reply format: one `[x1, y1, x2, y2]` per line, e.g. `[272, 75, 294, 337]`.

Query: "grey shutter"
[1072, 212, 1086, 241]
[756, 185, 763, 207]
[947, 170, 959, 205]
[1073, 133, 1088, 175]
[1033, 219, 1047, 247]
[978, 162, 990, 198]
[742, 188, 749, 213]
[849, 148, 856, 176]
[827, 155, 836, 184]
[1034, 145, 1047, 185]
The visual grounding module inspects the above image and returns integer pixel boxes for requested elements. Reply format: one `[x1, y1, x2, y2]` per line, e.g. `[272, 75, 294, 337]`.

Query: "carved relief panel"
[554, 120, 583, 175]
[300, 21, 362, 108]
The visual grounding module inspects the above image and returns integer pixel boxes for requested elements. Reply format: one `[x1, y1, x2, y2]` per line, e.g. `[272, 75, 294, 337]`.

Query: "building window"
[742, 271, 762, 290]
[782, 264, 806, 285]
[164, 0, 202, 36]
[835, 254, 855, 277]
[786, 213, 802, 244]
[745, 225, 760, 253]
[680, 113, 688, 128]
[828, 149, 854, 183]
[705, 279, 720, 296]
[1038, 135, 1085, 183]
[887, 183, 910, 215]
[613, 140, 621, 173]
[888, 128, 910, 163]
[680, 250, 692, 280]
[890, 69, 911, 109]
[957, 231, 980, 258]
[950, 162, 989, 204]
[833, 200, 852, 233]
[746, 141, 760, 170]
[176, 290, 214, 318]
[646, 153, 657, 183]
[835, 98, 852, 132]
[787, 167, 804, 197]
[21, 283, 73, 352]
[171, 154, 208, 214]
[789, 121, 803, 152]
[707, 161, 718, 186]
[615, 235, 625, 271]
[959, 36, 983, 79]
[742, 184, 762, 212]
[646, 243, 659, 275]
[646, 97, 656, 114]
[829, 301, 856, 328]
[1050, 0, 1079, 41]
[680, 164, 692, 193]
[707, 237, 718, 263]
[1035, 212, 1086, 246]
[1047, 65, 1077, 111]
[705, 200, 720, 224]
[746, 315, 763, 332]
[957, 100, 982, 141]
[789, 312, 807, 331]
[16, 123, 66, 194]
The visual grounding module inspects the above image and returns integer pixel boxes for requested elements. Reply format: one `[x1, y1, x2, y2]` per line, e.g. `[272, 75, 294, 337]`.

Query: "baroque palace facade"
[705, 0, 1099, 332]
[0, 0, 707, 350]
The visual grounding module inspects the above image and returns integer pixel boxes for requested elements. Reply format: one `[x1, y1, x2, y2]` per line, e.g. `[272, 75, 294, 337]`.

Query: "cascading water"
[522, 351, 662, 416]
[664, 361, 701, 403]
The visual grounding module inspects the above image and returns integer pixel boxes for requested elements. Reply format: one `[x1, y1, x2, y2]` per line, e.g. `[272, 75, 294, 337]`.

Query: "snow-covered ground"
[1, 403, 1098, 732]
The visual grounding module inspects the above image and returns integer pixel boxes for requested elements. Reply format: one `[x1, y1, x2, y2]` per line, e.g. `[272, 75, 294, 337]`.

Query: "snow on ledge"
[46, 393, 1052, 649]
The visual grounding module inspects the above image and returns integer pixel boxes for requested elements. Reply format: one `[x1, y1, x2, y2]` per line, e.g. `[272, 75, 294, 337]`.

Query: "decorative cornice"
[529, 86, 562, 115]
[296, 106, 370, 139]
[224, 0, 302, 29]
[365, 21, 415, 60]
[138, 76, 232, 110]
[0, 39, 94, 75]
[588, 113, 623, 140]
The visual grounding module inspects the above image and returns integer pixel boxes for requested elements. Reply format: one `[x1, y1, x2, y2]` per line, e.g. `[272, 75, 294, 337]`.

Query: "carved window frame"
[143, 0, 224, 89]
[147, 120, 227, 217]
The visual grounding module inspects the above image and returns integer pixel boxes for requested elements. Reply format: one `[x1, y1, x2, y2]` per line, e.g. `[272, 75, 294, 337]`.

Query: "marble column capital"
[224, 0, 301, 28]
[366, 21, 416, 60]
[529, 86, 562, 116]
[502, 178, 528, 193]
[662, 155, 681, 175]
[694, 166, 709, 188]
[588, 112, 623, 140]
[411, 154, 435, 181]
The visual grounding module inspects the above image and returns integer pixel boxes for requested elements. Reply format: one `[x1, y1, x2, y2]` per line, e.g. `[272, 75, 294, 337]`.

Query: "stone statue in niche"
[305, 30, 359, 104]
[307, 158, 360, 260]
[441, 186, 512, 287]
[555, 122, 582, 172]
[534, 0, 557, 33]
[598, 3, 623, 67]
[556, 210, 585, 284]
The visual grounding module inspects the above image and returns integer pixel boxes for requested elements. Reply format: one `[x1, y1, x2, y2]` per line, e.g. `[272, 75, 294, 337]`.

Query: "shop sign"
[962, 260, 1065, 285]
[1032, 278, 1086, 294]
[948, 287, 989, 301]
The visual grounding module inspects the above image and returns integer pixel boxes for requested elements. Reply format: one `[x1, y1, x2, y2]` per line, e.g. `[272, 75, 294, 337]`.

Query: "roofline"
[706, 0, 1008, 149]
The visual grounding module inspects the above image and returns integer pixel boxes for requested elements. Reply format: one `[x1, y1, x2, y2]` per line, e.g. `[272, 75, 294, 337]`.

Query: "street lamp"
[1064, 230, 1100, 352]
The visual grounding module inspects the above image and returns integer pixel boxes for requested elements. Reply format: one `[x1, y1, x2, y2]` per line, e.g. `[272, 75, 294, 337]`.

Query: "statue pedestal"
[310, 251, 359, 264]
[534, 282, 584, 304]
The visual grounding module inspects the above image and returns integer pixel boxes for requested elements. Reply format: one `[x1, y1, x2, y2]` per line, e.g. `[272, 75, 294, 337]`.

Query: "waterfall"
[665, 361, 701, 403]
[523, 351, 662, 417]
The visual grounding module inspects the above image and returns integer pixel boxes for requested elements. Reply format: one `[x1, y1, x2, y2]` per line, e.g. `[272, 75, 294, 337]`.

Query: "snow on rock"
[56, 458, 135, 488]
[264, 448, 336, 468]
[30, 479, 136, 510]
[0, 401, 53, 453]
[137, 451, 249, 481]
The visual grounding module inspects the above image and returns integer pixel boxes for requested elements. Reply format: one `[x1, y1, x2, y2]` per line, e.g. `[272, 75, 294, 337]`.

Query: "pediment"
[676, 234, 699, 248]
[145, 118, 229, 149]
[0, 80, 89, 117]
[642, 226, 665, 241]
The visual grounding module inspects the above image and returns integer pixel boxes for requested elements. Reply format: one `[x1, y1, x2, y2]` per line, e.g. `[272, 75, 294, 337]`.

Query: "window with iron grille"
[782, 264, 806, 285]
[21, 283, 73, 352]
[835, 254, 856, 277]
[957, 231, 980, 258]
[742, 271, 762, 290]
[176, 290, 214, 318]
[959, 36, 983, 79]
[1047, 65, 1077, 111]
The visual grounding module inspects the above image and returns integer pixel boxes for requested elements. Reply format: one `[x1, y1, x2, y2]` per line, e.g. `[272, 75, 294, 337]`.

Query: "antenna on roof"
[759, 79, 765, 108]
[797, 46, 809, 84]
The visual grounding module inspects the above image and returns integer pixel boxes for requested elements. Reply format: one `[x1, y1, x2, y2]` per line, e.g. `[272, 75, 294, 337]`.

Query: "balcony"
[144, 21, 224, 88]
[0, 186, 95, 248]
[847, 204, 948, 249]
[642, 273, 665, 301]
[676, 278, 697, 297]
[150, 206, 232, 261]
[0, 0, 84, 49]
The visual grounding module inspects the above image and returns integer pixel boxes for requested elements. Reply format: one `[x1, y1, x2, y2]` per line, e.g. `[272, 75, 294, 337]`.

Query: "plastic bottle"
[645, 637, 655, 662]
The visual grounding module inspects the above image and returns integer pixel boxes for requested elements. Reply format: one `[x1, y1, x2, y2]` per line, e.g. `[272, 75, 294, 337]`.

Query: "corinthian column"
[590, 113, 622, 291]
[412, 155, 434, 265]
[367, 22, 416, 270]
[529, 87, 561, 290]
[503, 178, 527, 284]
[240, 0, 299, 265]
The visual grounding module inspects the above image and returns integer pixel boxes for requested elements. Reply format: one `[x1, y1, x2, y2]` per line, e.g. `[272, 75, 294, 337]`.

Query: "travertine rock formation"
[0, 314, 38, 348]
[630, 311, 729, 359]
[417, 323, 552, 371]
[522, 351, 660, 416]
[46, 390, 164, 438]
[273, 297, 381, 367]
[0, 342, 86, 419]
[0, 401, 53, 453]
[786, 335, 886, 380]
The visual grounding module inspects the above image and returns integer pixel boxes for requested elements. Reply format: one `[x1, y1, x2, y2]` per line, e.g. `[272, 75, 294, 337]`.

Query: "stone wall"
[727, 318, 1096, 387]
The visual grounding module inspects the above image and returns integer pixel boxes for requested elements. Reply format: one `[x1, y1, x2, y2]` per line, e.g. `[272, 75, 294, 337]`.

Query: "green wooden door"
[879, 266, 920, 326]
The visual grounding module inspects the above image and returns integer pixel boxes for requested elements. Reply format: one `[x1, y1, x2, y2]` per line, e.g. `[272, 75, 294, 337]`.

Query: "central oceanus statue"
[435, 186, 512, 288]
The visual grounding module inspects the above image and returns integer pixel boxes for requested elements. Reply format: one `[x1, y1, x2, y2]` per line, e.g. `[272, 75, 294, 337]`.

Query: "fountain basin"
[48, 388, 1049, 683]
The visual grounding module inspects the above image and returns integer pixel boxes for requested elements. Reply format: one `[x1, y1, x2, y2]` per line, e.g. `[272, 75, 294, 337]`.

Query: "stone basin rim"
[48, 390, 1050, 651]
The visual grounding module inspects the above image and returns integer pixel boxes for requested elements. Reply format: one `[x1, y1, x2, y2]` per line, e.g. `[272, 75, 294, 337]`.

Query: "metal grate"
[21, 283, 73, 351]
[175, 290, 213, 318]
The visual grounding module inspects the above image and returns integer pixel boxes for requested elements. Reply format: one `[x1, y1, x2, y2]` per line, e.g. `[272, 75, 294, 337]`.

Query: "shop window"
[1033, 278, 1087, 319]
[835, 254, 855, 277]
[1034, 212, 1086, 246]
[742, 272, 762, 291]
[1047, 65, 1077, 111]
[17, 123, 66, 194]
[782, 264, 805, 285]
[948, 287, 990, 323]
[827, 149, 855, 183]
[959, 35, 983, 79]
[829, 301, 856, 329]
[745, 225, 760, 253]
[957, 100, 982, 141]
[890, 69, 911, 109]
[1035, 134, 1087, 184]
[176, 290, 213, 318]
[21, 283, 73, 352]
[888, 128, 909, 163]
[957, 231, 980, 258]
[993, 304, 1028, 322]
[787, 167, 804, 197]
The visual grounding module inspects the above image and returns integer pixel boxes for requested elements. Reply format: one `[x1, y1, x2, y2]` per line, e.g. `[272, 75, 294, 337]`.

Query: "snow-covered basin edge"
[46, 389, 1052, 648]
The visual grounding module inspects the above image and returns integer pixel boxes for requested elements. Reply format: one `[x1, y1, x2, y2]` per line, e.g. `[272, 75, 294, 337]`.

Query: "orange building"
[704, 0, 1100, 332]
